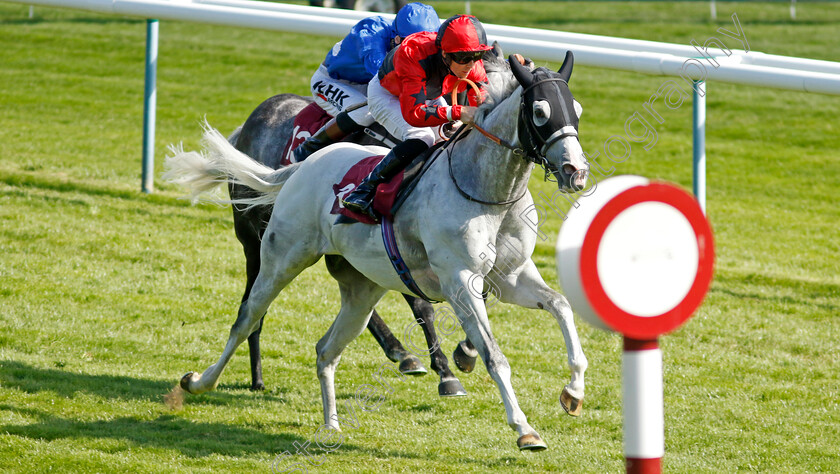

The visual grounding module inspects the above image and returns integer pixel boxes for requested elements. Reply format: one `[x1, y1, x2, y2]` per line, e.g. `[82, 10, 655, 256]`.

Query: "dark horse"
[225, 94, 477, 397]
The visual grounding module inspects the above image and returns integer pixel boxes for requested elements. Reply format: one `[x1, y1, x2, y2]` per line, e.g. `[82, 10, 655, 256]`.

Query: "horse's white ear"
[573, 100, 583, 118]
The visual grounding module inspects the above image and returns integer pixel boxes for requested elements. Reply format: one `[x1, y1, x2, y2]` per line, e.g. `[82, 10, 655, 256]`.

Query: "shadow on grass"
[0, 404, 360, 459]
[0, 360, 285, 406]
[0, 170, 195, 208]
[0, 361, 544, 467]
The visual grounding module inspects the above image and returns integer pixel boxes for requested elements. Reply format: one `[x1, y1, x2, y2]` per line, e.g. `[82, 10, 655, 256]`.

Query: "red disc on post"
[557, 177, 714, 339]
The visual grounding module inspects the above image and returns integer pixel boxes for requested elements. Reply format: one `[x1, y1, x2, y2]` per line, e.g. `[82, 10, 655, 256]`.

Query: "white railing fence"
[6, 0, 840, 204]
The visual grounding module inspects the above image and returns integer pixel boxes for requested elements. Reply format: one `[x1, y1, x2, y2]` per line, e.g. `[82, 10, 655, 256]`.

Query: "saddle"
[280, 102, 398, 166]
[330, 141, 446, 225]
[281, 103, 446, 224]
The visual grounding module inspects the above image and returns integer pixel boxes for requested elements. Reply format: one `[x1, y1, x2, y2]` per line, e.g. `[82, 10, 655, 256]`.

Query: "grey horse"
[167, 51, 588, 451]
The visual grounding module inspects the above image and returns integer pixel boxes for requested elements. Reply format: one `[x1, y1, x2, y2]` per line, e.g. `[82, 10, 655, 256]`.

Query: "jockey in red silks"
[292, 2, 441, 162]
[340, 14, 494, 220]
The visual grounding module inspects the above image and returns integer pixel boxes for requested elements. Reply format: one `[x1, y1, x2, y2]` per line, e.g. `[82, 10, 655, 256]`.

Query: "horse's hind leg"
[325, 256, 427, 376]
[403, 295, 467, 397]
[316, 259, 388, 430]
[240, 221, 267, 391]
[492, 260, 587, 416]
[231, 200, 270, 391]
[181, 228, 320, 395]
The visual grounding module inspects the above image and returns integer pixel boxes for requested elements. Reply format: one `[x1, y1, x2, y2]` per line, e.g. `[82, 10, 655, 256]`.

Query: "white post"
[465, 1, 470, 15]
[790, 0, 797, 21]
[692, 80, 706, 214]
[142, 19, 158, 193]
[710, 0, 716, 21]
[623, 338, 664, 473]
[29, 5, 34, 17]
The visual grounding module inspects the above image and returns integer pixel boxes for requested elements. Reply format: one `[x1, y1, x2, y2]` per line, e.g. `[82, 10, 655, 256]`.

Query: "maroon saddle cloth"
[280, 102, 332, 166]
[331, 155, 405, 225]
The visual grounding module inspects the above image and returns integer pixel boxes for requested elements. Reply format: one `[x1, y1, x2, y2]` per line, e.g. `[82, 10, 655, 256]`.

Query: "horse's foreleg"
[317, 267, 388, 430]
[453, 337, 479, 374]
[366, 310, 428, 376]
[439, 269, 545, 450]
[403, 295, 466, 397]
[492, 261, 587, 416]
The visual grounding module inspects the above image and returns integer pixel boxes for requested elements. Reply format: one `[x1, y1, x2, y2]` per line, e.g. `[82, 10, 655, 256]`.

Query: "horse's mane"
[474, 54, 526, 129]
[482, 55, 521, 107]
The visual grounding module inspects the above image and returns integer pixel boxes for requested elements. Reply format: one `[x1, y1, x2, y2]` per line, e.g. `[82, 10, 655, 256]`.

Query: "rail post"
[142, 18, 159, 193]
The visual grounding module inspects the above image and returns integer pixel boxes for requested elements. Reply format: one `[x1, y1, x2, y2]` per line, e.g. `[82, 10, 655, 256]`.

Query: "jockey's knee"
[346, 107, 375, 127]
[403, 128, 436, 147]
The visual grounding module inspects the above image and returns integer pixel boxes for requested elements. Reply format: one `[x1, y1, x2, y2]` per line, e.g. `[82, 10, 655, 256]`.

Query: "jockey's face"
[444, 53, 479, 79]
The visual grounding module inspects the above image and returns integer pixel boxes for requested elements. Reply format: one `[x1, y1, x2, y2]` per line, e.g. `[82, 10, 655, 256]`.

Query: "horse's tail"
[163, 121, 299, 207]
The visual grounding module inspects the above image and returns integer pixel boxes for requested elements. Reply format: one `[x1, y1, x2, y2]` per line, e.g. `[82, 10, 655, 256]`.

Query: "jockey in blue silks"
[293, 2, 440, 162]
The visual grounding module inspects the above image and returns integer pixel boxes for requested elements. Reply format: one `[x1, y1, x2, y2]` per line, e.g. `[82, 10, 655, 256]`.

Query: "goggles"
[448, 50, 485, 65]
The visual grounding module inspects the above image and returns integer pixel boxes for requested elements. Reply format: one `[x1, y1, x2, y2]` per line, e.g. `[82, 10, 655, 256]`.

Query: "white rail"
[12, 0, 840, 94]
[189, 0, 840, 76]
[6, 0, 839, 203]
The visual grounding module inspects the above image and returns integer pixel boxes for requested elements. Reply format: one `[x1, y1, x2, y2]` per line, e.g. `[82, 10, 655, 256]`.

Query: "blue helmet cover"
[394, 2, 441, 38]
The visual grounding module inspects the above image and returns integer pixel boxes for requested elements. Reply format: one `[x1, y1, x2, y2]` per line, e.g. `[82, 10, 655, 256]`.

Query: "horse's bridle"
[453, 77, 579, 183]
[516, 77, 580, 181]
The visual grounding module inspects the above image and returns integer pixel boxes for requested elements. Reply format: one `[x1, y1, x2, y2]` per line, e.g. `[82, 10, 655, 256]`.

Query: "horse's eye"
[573, 99, 583, 118]
[532, 101, 550, 126]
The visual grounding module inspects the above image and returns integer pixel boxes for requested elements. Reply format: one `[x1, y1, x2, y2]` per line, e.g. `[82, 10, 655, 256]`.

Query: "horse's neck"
[451, 86, 534, 204]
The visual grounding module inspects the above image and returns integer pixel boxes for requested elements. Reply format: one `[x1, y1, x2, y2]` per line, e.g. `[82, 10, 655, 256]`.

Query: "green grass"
[1, 2, 838, 472]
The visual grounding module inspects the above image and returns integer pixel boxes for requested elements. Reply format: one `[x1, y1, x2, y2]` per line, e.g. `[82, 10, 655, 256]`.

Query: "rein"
[444, 75, 578, 204]
[449, 77, 577, 183]
[444, 79, 528, 205]
[450, 79, 528, 160]
[447, 131, 529, 206]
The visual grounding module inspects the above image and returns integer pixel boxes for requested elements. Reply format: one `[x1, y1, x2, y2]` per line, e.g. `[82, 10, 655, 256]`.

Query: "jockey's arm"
[398, 85, 460, 127]
[397, 61, 458, 127]
[360, 24, 391, 78]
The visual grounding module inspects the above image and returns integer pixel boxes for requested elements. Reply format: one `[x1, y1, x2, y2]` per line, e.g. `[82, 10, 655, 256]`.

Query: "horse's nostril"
[562, 164, 576, 175]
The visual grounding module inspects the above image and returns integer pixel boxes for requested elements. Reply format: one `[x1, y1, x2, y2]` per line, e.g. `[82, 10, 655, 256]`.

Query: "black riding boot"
[292, 111, 363, 162]
[341, 138, 428, 219]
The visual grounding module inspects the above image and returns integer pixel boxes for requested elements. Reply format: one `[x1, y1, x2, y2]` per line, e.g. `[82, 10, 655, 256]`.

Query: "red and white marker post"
[556, 176, 714, 473]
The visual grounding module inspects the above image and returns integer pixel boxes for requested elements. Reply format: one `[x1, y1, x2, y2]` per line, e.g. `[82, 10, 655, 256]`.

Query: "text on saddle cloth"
[331, 155, 404, 225]
[281, 102, 333, 166]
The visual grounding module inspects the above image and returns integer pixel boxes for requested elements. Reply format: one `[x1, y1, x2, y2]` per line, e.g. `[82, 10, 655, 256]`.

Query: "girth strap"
[381, 218, 442, 303]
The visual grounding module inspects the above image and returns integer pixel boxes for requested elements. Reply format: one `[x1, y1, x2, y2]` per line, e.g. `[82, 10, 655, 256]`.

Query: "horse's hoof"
[180, 372, 195, 393]
[438, 379, 467, 397]
[399, 356, 428, 376]
[517, 433, 547, 451]
[560, 387, 583, 417]
[250, 381, 265, 391]
[453, 342, 477, 373]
